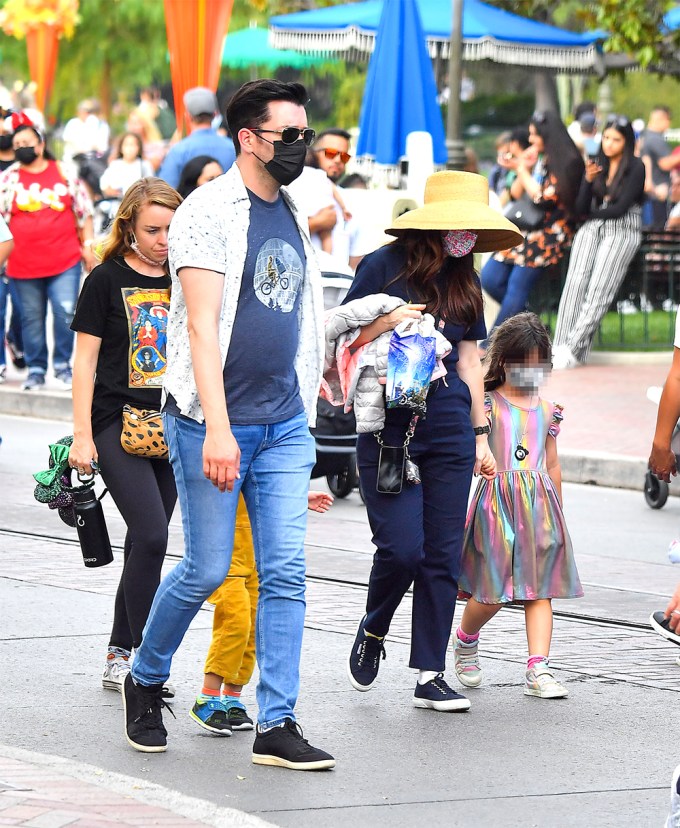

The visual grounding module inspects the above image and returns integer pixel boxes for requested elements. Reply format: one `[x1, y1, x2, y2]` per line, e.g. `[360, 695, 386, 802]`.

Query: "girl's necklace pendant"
[514, 444, 529, 461]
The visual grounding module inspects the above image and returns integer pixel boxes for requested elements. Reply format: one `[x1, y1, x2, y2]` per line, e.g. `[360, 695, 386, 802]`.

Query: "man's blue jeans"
[10, 262, 81, 374]
[0, 274, 23, 367]
[481, 257, 543, 334]
[132, 410, 315, 729]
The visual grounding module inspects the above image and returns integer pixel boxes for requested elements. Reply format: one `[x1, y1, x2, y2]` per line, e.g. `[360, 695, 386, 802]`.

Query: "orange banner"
[26, 24, 60, 113]
[164, 0, 234, 133]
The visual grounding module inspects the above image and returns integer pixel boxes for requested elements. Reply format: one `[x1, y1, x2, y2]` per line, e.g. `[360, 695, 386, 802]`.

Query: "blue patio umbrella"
[665, 6, 680, 31]
[270, 0, 601, 72]
[356, 0, 446, 166]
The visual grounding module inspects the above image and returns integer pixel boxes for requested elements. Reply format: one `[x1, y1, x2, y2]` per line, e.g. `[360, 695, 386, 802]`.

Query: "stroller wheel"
[644, 470, 669, 509]
[327, 464, 357, 498]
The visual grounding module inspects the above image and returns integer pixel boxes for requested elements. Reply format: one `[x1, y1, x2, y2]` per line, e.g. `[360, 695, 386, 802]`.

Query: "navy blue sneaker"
[650, 611, 680, 646]
[347, 615, 385, 691]
[413, 673, 471, 712]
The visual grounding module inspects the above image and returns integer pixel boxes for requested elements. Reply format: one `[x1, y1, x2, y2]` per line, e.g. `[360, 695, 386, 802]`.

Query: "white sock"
[417, 670, 438, 685]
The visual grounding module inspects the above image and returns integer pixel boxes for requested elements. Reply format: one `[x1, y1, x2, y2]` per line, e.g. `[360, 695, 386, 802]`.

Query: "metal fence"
[529, 230, 680, 350]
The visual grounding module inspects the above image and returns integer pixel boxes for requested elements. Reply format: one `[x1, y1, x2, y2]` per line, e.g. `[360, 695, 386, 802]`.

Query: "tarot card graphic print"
[121, 286, 171, 388]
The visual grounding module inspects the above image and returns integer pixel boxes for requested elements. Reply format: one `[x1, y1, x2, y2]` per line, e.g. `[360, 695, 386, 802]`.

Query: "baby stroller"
[310, 270, 359, 499]
[644, 385, 680, 509]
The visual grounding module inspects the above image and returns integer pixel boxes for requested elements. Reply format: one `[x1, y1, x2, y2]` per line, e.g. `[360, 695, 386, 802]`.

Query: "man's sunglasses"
[317, 147, 351, 164]
[249, 127, 316, 146]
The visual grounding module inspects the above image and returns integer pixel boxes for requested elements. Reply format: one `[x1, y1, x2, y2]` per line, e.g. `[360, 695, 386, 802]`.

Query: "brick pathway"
[0, 754, 208, 827]
[4, 531, 679, 694]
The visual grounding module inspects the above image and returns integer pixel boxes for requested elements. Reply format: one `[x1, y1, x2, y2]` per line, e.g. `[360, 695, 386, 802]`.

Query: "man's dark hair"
[313, 128, 351, 147]
[509, 127, 530, 150]
[651, 105, 672, 118]
[191, 112, 214, 126]
[573, 100, 596, 121]
[226, 79, 308, 155]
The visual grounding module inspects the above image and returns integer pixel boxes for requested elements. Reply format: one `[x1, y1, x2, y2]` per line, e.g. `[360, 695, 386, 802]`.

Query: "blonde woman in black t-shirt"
[69, 178, 182, 694]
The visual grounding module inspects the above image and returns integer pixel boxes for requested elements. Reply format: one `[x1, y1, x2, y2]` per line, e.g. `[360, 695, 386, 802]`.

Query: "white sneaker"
[454, 637, 483, 688]
[551, 345, 580, 371]
[102, 653, 131, 691]
[524, 662, 568, 699]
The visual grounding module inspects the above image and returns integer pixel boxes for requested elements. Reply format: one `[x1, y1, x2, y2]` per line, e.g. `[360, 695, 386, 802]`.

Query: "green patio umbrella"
[222, 25, 333, 73]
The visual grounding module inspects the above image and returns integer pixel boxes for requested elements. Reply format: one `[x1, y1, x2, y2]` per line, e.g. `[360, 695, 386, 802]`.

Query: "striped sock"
[527, 655, 548, 671]
[201, 686, 221, 698]
[456, 627, 479, 645]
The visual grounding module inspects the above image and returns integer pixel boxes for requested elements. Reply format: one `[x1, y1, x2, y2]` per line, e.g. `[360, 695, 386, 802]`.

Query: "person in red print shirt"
[0, 114, 94, 390]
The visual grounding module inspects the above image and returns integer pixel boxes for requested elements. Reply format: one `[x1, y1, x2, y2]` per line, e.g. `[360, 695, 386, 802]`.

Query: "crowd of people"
[1, 77, 680, 804]
[481, 102, 680, 370]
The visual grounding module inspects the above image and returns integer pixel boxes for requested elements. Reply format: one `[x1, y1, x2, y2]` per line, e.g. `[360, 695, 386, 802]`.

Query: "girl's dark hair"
[116, 131, 143, 160]
[591, 117, 637, 205]
[226, 79, 308, 155]
[483, 312, 552, 391]
[531, 110, 585, 216]
[13, 124, 55, 161]
[177, 155, 220, 198]
[389, 230, 483, 327]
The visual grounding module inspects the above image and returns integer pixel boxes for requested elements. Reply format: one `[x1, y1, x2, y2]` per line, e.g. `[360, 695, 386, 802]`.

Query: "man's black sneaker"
[347, 615, 386, 691]
[6, 336, 25, 370]
[413, 673, 471, 712]
[650, 611, 680, 646]
[252, 718, 335, 770]
[123, 673, 172, 752]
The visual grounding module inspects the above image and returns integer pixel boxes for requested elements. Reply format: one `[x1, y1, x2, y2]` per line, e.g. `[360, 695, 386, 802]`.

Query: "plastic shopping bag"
[385, 314, 437, 414]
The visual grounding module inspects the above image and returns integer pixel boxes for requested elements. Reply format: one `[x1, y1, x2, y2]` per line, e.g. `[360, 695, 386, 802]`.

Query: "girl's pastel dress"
[458, 390, 583, 604]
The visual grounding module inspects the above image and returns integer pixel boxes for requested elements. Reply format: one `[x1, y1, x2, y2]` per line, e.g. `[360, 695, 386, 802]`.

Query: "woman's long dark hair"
[483, 312, 552, 391]
[389, 230, 482, 327]
[176, 154, 219, 199]
[592, 118, 637, 205]
[531, 110, 584, 216]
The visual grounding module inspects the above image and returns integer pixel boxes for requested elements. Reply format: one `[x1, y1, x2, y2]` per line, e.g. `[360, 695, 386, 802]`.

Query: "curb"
[0, 743, 278, 828]
[560, 448, 648, 493]
[0, 385, 71, 421]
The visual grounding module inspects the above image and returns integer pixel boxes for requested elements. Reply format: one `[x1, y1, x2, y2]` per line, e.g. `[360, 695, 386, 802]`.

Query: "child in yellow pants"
[190, 490, 333, 735]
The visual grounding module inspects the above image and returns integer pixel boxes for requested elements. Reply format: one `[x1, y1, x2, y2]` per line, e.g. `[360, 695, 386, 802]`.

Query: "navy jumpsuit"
[343, 243, 485, 672]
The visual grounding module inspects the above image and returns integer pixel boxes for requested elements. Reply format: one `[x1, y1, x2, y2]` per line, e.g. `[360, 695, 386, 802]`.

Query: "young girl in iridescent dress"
[455, 312, 583, 699]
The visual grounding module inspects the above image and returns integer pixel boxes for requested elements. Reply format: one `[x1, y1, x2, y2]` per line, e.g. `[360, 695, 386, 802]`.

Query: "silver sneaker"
[454, 637, 483, 688]
[102, 653, 131, 691]
[524, 662, 568, 699]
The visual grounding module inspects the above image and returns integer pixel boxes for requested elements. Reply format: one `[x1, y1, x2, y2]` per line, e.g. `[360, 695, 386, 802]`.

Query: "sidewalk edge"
[0, 742, 278, 828]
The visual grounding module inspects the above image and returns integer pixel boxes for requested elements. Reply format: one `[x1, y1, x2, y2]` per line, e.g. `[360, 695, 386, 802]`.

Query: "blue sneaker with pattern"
[190, 695, 232, 736]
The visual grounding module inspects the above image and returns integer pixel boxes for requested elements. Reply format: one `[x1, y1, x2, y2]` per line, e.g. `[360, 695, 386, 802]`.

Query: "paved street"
[2, 412, 680, 827]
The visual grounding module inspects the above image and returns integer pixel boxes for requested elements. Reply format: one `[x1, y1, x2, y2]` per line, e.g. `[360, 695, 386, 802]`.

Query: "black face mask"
[0, 134, 13, 152]
[257, 139, 307, 186]
[15, 146, 38, 165]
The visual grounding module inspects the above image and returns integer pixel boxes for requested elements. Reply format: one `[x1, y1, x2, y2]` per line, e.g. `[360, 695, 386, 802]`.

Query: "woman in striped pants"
[552, 116, 645, 369]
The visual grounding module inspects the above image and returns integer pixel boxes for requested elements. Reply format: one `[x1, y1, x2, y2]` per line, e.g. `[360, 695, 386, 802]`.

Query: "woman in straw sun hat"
[340, 170, 522, 712]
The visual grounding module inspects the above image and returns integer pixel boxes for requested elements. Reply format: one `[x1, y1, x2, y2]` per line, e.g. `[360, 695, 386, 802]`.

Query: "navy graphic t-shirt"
[223, 189, 305, 424]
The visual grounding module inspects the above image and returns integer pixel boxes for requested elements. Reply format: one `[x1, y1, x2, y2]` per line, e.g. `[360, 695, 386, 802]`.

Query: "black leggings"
[94, 420, 177, 651]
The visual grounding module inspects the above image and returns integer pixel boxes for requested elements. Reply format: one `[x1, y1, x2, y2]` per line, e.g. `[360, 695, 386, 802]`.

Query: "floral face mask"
[442, 229, 478, 258]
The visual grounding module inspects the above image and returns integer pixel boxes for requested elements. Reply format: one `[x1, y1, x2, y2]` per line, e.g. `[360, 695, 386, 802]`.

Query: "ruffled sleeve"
[484, 392, 493, 428]
[548, 403, 564, 438]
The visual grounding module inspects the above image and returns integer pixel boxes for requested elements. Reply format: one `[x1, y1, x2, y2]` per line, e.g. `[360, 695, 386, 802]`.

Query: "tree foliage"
[488, 0, 680, 69]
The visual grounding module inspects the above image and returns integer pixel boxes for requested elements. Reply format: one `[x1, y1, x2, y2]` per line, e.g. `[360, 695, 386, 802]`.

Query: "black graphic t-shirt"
[71, 257, 171, 436]
[222, 189, 305, 424]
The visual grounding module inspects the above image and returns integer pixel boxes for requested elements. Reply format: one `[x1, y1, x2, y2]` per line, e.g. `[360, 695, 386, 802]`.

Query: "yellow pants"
[204, 496, 258, 686]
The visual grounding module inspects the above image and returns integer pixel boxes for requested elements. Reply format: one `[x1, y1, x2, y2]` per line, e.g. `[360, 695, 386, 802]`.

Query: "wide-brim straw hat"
[386, 171, 524, 253]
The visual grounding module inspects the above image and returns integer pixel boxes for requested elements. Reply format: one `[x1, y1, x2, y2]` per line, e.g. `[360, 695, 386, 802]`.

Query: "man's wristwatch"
[473, 425, 491, 436]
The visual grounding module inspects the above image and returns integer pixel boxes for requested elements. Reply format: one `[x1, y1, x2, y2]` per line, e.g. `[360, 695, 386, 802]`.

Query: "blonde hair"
[127, 107, 162, 143]
[98, 178, 182, 266]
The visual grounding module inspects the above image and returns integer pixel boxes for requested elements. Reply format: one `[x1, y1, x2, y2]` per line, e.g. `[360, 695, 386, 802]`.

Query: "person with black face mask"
[0, 116, 95, 391]
[0, 110, 23, 381]
[122, 79, 333, 770]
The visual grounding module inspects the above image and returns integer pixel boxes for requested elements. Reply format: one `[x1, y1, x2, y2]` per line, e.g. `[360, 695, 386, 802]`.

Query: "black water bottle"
[71, 483, 113, 568]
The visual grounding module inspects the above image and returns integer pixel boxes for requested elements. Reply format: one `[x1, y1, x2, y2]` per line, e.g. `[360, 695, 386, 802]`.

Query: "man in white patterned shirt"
[122, 79, 334, 771]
